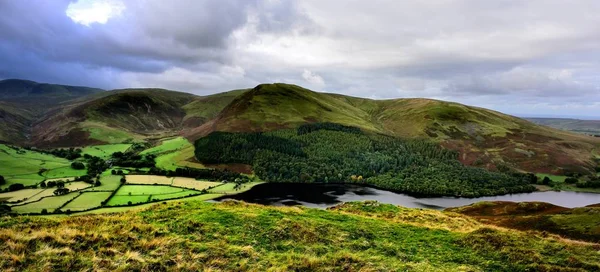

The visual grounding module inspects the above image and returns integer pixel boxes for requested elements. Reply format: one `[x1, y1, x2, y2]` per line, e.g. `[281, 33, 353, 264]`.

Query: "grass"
[1, 200, 599, 271]
[80, 121, 140, 143]
[62, 192, 113, 211]
[81, 144, 132, 158]
[140, 137, 190, 155]
[126, 175, 173, 185]
[208, 182, 263, 194]
[0, 144, 85, 188]
[536, 173, 567, 183]
[154, 145, 205, 170]
[171, 177, 221, 191]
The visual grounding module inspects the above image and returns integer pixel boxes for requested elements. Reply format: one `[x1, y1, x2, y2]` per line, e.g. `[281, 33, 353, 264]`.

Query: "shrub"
[565, 177, 578, 184]
[71, 162, 85, 170]
[542, 177, 551, 185]
[41, 209, 48, 215]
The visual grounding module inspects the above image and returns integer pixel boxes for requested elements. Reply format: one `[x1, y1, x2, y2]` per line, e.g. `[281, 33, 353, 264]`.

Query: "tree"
[46, 181, 57, 188]
[542, 177, 552, 185]
[94, 180, 102, 187]
[0, 175, 5, 185]
[71, 162, 85, 170]
[111, 169, 117, 175]
[8, 183, 24, 191]
[41, 209, 48, 215]
[120, 177, 127, 184]
[56, 181, 65, 189]
[53, 188, 70, 196]
[40, 180, 47, 188]
[127, 201, 133, 206]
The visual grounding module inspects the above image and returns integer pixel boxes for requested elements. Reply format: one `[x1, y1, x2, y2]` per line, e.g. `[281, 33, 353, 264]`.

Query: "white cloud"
[302, 69, 325, 86]
[66, 0, 125, 26]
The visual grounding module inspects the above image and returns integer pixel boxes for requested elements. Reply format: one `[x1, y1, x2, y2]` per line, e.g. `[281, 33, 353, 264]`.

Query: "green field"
[62, 192, 113, 211]
[106, 185, 200, 206]
[10, 193, 78, 213]
[80, 121, 140, 144]
[83, 170, 123, 191]
[0, 144, 86, 188]
[140, 137, 191, 155]
[81, 143, 132, 158]
[143, 138, 202, 170]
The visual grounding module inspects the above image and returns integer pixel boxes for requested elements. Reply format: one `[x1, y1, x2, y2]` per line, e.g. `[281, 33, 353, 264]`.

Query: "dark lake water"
[214, 183, 600, 210]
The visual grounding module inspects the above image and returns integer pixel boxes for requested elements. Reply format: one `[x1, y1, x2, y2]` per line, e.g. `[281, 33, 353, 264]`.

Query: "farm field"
[0, 144, 84, 187]
[106, 185, 200, 206]
[0, 188, 44, 202]
[11, 194, 77, 213]
[153, 144, 205, 170]
[62, 192, 113, 211]
[172, 177, 220, 190]
[126, 175, 173, 185]
[81, 143, 132, 158]
[83, 171, 122, 191]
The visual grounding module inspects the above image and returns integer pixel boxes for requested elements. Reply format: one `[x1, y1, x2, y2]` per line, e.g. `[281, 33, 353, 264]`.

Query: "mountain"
[1, 200, 599, 271]
[192, 83, 600, 175]
[0, 79, 104, 143]
[0, 79, 102, 103]
[526, 117, 600, 135]
[1, 80, 599, 175]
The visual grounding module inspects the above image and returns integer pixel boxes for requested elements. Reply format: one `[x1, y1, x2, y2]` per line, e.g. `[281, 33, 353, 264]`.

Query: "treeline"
[195, 122, 535, 197]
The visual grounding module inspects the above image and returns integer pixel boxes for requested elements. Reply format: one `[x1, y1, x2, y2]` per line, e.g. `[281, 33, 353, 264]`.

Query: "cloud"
[302, 69, 325, 86]
[1, 0, 600, 117]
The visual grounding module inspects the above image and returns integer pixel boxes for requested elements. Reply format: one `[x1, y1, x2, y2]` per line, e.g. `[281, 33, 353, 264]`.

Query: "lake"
[214, 183, 600, 210]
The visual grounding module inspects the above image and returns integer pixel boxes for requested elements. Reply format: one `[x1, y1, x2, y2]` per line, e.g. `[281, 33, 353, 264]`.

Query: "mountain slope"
[190, 83, 600, 175]
[1, 200, 599, 271]
[0, 79, 104, 143]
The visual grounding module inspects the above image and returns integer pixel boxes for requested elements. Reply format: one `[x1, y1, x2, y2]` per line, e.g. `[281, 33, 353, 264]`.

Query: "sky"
[0, 0, 599, 118]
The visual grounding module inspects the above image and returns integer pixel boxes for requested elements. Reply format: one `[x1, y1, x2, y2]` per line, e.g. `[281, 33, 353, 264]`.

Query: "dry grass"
[171, 177, 220, 191]
[126, 175, 173, 185]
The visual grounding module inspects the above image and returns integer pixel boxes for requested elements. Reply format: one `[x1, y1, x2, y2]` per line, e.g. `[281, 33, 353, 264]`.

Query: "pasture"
[126, 175, 173, 185]
[0, 144, 84, 187]
[81, 143, 132, 158]
[106, 185, 200, 206]
[140, 137, 191, 155]
[11, 194, 78, 213]
[62, 192, 113, 211]
[172, 177, 220, 190]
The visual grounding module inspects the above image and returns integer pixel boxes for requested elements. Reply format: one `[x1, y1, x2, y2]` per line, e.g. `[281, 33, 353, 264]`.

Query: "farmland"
[0, 144, 86, 188]
[106, 185, 200, 206]
[81, 143, 132, 158]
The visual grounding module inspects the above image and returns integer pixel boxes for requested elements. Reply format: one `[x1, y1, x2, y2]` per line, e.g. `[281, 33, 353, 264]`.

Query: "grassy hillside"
[1, 200, 599, 271]
[448, 201, 600, 243]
